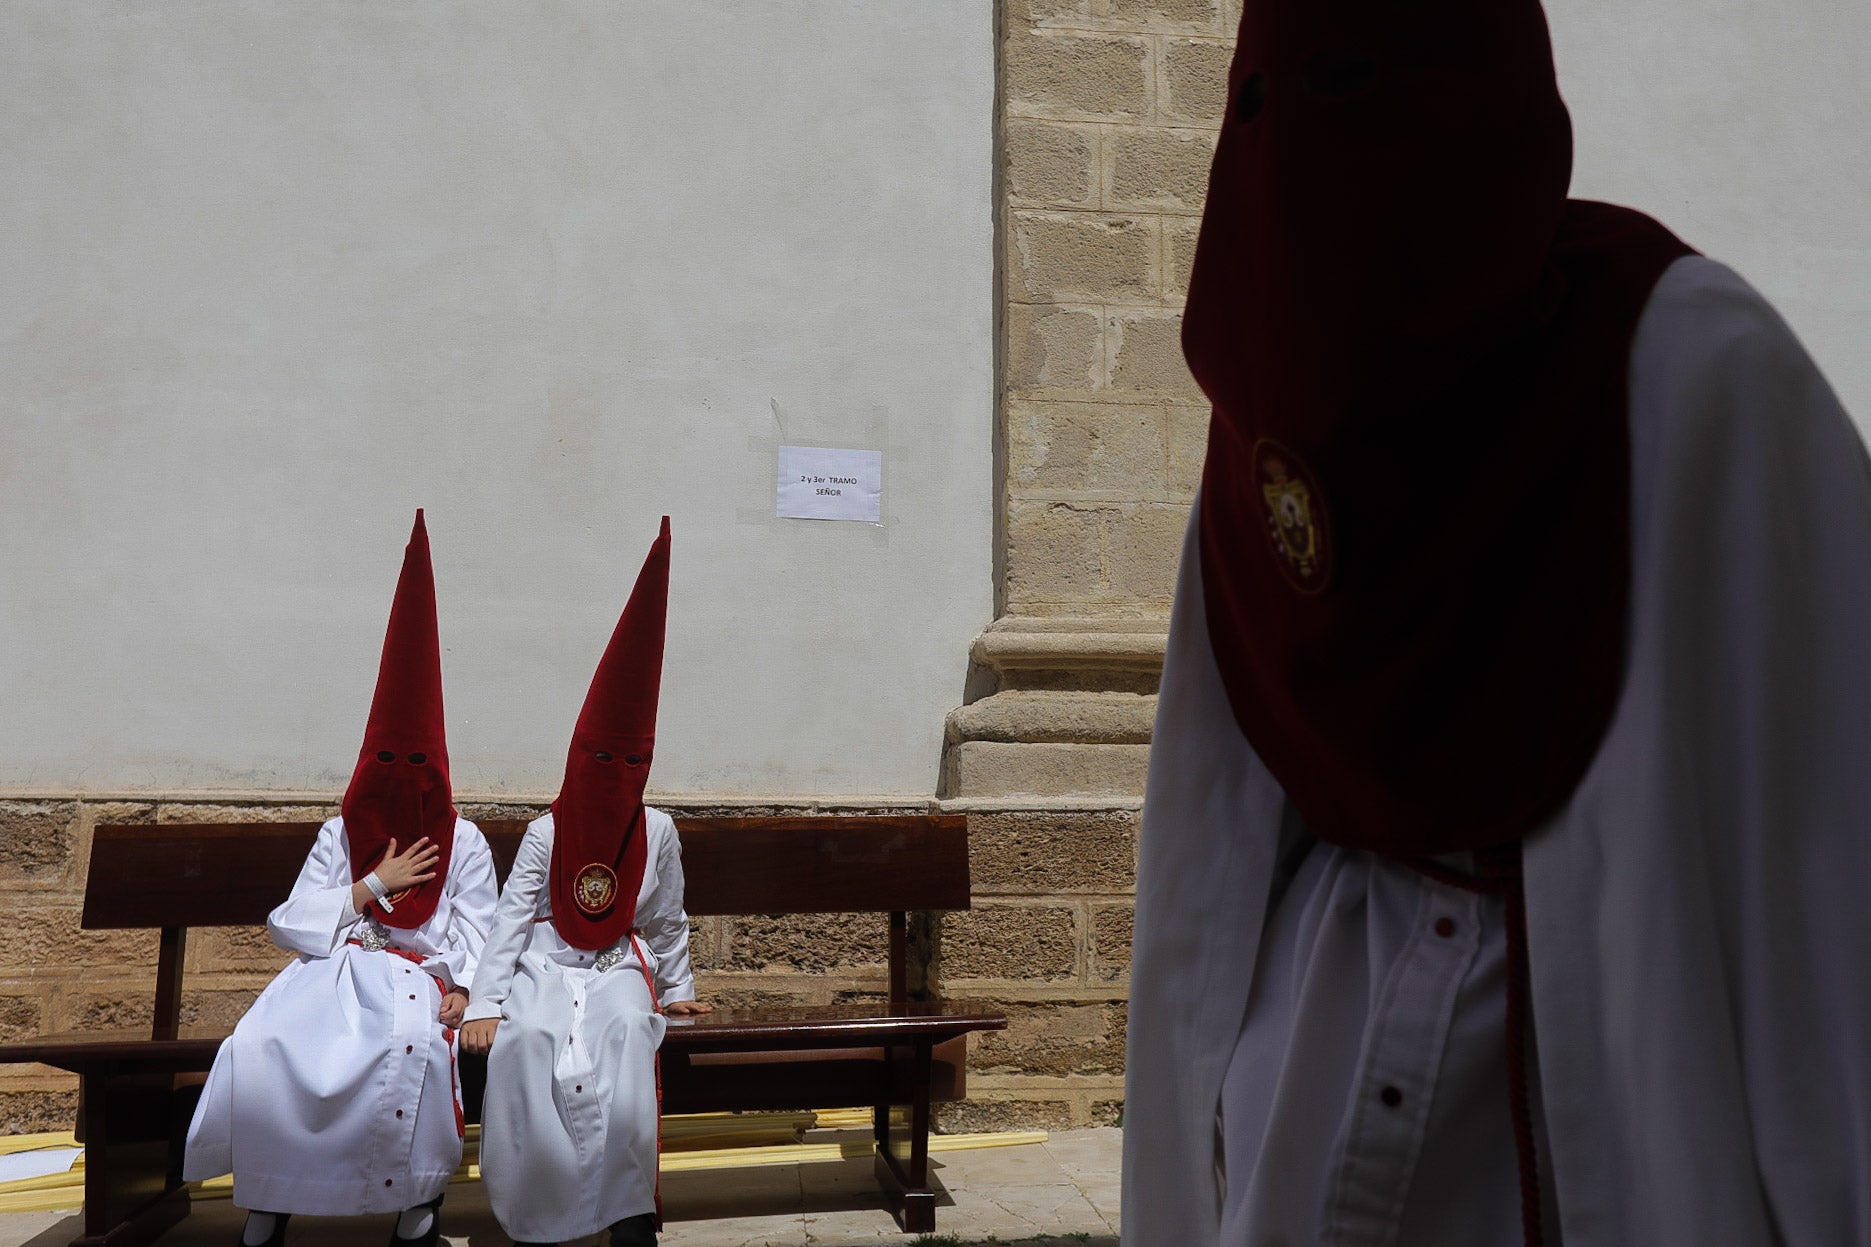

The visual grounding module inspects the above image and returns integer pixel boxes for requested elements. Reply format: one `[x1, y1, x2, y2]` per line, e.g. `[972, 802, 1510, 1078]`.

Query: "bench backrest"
[84, 814, 969, 1039]
[84, 815, 970, 927]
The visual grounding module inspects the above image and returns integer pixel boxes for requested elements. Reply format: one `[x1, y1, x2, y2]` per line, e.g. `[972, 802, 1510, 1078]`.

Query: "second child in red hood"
[462, 518, 710, 1247]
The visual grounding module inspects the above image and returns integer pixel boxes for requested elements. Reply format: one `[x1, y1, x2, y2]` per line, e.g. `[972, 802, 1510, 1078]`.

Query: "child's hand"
[460, 1018, 499, 1054]
[438, 990, 468, 1028]
[664, 999, 713, 1016]
[375, 837, 442, 893]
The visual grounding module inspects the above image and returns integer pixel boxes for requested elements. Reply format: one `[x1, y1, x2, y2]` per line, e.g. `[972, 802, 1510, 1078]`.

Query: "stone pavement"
[0, 1127, 1120, 1247]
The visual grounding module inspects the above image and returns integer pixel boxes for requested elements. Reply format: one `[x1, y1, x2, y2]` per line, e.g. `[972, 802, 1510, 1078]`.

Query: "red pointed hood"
[340, 510, 456, 929]
[550, 517, 669, 950]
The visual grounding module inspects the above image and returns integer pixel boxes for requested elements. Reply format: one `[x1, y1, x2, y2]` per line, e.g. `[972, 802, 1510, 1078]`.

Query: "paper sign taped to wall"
[776, 446, 882, 523]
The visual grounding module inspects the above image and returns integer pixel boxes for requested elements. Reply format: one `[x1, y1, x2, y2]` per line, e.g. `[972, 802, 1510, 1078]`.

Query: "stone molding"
[943, 615, 1167, 800]
[947, 689, 1156, 745]
[971, 615, 1167, 683]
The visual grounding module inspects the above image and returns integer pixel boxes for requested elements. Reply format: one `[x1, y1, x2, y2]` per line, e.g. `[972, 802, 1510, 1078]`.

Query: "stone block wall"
[0, 798, 324, 1132]
[1002, 0, 1233, 617]
[0, 793, 1141, 1133]
[930, 806, 1137, 1129]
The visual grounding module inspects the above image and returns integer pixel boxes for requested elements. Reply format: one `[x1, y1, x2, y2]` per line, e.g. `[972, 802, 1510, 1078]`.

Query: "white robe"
[183, 816, 498, 1215]
[1122, 256, 1871, 1246]
[464, 807, 696, 1243]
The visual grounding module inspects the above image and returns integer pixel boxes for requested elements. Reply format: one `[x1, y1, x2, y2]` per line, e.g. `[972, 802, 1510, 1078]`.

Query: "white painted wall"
[0, 1, 995, 797]
[3, 1, 1862, 798]
[1550, 0, 1871, 430]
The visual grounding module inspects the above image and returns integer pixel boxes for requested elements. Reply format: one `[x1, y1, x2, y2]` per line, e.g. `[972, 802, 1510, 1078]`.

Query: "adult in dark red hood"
[1182, 0, 1689, 855]
[1124, 0, 1871, 1243]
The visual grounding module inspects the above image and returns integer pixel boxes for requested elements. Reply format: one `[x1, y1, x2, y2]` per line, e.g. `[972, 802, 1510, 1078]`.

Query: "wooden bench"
[0, 814, 1006, 1245]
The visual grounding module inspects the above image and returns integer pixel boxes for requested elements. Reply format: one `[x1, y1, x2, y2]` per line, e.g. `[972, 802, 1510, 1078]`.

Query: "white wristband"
[364, 871, 396, 913]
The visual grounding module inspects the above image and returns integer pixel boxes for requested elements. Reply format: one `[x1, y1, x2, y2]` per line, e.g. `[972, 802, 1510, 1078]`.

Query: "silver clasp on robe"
[357, 917, 392, 952]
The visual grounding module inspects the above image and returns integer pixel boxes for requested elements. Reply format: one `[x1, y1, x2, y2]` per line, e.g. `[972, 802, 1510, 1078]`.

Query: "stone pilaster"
[930, 0, 1234, 1128]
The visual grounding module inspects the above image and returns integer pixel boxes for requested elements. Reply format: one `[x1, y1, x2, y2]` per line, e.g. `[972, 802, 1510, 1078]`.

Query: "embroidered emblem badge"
[1254, 439, 1332, 594]
[573, 863, 619, 916]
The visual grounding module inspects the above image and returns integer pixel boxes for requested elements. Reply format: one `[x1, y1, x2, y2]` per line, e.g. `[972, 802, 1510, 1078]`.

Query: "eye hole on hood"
[407, 753, 427, 765]
[1233, 71, 1268, 123]
[376, 750, 396, 764]
[595, 751, 614, 764]
[1303, 51, 1378, 99]
[625, 754, 645, 766]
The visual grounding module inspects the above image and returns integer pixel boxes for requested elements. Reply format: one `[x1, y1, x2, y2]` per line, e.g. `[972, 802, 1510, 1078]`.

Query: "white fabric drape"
[183, 817, 497, 1215]
[467, 806, 695, 1243]
[1123, 257, 1871, 1246]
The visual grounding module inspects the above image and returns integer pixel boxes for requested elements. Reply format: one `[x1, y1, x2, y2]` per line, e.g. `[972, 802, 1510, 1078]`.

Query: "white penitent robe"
[183, 817, 498, 1215]
[465, 807, 696, 1244]
[1122, 256, 1871, 1246]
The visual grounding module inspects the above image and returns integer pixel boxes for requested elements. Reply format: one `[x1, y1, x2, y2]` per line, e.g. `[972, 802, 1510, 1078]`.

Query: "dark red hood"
[1185, 0, 1692, 853]
[550, 518, 669, 950]
[340, 510, 456, 927]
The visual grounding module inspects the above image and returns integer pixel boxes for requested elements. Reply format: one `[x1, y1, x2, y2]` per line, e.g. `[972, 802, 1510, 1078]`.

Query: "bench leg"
[72, 1064, 192, 1247]
[873, 1039, 937, 1233]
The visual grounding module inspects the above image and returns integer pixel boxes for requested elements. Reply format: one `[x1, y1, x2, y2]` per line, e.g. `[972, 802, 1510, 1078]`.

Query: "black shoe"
[608, 1213, 657, 1247]
[240, 1211, 290, 1247]
[388, 1193, 445, 1247]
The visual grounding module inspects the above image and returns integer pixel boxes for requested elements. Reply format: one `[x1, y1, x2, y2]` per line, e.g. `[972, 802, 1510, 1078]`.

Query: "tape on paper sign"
[776, 446, 882, 523]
